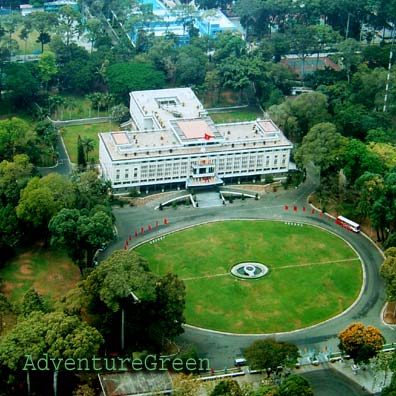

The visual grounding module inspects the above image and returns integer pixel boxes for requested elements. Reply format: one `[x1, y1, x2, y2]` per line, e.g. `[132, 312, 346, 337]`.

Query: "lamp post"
[383, 25, 395, 113]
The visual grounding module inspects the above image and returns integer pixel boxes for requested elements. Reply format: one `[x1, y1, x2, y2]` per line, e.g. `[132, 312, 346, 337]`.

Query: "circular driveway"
[111, 175, 390, 369]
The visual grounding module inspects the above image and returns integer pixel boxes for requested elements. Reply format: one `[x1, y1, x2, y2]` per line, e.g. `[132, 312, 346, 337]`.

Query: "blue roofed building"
[129, 0, 242, 46]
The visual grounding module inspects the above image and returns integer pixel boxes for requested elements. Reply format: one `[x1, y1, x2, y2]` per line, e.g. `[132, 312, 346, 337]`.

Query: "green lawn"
[136, 221, 362, 334]
[12, 28, 42, 55]
[51, 95, 109, 121]
[61, 122, 115, 163]
[209, 107, 263, 124]
[1, 246, 80, 305]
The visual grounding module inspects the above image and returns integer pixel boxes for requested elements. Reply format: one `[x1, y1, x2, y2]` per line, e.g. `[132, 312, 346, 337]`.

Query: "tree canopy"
[105, 63, 165, 102]
[243, 339, 299, 371]
[338, 323, 385, 364]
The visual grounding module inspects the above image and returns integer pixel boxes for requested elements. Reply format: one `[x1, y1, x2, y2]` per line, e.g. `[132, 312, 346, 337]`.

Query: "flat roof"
[99, 120, 291, 162]
[130, 88, 204, 126]
[100, 88, 292, 161]
[177, 120, 212, 139]
[112, 132, 130, 145]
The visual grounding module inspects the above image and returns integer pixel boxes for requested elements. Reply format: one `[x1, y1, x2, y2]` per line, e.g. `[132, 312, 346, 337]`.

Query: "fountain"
[231, 262, 269, 279]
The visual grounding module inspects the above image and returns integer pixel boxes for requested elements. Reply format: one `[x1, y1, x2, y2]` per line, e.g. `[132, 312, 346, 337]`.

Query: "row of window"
[112, 151, 289, 182]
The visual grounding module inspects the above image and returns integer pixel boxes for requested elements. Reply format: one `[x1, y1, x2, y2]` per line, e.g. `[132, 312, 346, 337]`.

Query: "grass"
[136, 220, 362, 334]
[61, 122, 115, 163]
[209, 107, 263, 124]
[51, 95, 110, 121]
[1, 245, 80, 305]
[12, 28, 42, 55]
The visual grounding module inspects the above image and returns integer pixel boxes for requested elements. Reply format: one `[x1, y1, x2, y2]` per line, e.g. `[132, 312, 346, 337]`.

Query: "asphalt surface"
[38, 133, 72, 176]
[110, 172, 395, 372]
[301, 368, 372, 396]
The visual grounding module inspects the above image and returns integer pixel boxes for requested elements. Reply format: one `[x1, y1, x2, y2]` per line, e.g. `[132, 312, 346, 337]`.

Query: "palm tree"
[81, 137, 95, 163]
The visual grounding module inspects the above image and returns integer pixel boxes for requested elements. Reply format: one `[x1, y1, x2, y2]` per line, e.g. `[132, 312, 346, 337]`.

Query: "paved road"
[38, 133, 72, 176]
[301, 367, 373, 396]
[110, 173, 395, 371]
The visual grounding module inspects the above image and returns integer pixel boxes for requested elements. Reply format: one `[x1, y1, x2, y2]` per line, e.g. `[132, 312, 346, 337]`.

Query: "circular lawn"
[135, 220, 362, 334]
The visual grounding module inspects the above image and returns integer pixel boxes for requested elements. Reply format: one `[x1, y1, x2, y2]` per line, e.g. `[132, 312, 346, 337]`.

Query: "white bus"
[336, 216, 360, 233]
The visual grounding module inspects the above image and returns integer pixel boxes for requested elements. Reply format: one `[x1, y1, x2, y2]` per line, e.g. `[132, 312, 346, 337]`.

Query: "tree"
[278, 375, 313, 396]
[220, 55, 265, 104]
[37, 51, 58, 91]
[294, 123, 347, 177]
[0, 203, 21, 258]
[243, 339, 299, 371]
[56, 5, 83, 47]
[20, 287, 47, 317]
[3, 63, 40, 109]
[369, 143, 396, 170]
[77, 210, 114, 269]
[105, 63, 165, 103]
[311, 25, 341, 69]
[110, 104, 130, 124]
[19, 20, 32, 60]
[0, 311, 103, 395]
[175, 45, 207, 86]
[370, 195, 392, 242]
[172, 373, 203, 396]
[72, 170, 109, 210]
[210, 379, 243, 396]
[49, 208, 114, 274]
[354, 172, 384, 218]
[213, 31, 246, 63]
[0, 154, 34, 206]
[0, 118, 37, 162]
[380, 248, 396, 301]
[68, 249, 186, 351]
[289, 92, 330, 139]
[29, 11, 58, 52]
[0, 291, 11, 334]
[148, 272, 186, 348]
[81, 137, 95, 163]
[16, 174, 75, 230]
[337, 38, 362, 83]
[287, 25, 316, 81]
[86, 18, 102, 52]
[338, 323, 385, 364]
[341, 139, 385, 185]
[77, 136, 86, 168]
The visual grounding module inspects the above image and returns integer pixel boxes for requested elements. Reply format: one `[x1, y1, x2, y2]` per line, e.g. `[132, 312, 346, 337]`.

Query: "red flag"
[284, 205, 289, 211]
[141, 227, 145, 233]
[311, 209, 315, 214]
[135, 231, 138, 237]
[148, 224, 152, 231]
[293, 205, 298, 212]
[129, 235, 132, 240]
[303, 207, 306, 212]
[156, 221, 159, 228]
[164, 218, 168, 225]
[125, 240, 128, 246]
[204, 133, 213, 140]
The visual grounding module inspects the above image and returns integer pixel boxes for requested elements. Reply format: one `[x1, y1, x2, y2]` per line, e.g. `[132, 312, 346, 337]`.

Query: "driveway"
[110, 174, 393, 371]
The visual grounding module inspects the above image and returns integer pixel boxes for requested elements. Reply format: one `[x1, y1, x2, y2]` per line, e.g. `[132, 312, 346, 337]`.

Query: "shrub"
[265, 175, 274, 184]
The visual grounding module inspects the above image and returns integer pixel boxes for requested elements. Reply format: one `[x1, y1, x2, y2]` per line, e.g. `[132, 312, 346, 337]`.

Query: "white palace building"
[99, 88, 293, 193]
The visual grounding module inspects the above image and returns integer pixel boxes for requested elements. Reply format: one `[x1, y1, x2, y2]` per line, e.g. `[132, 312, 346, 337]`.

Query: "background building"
[99, 88, 293, 193]
[129, 0, 241, 45]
